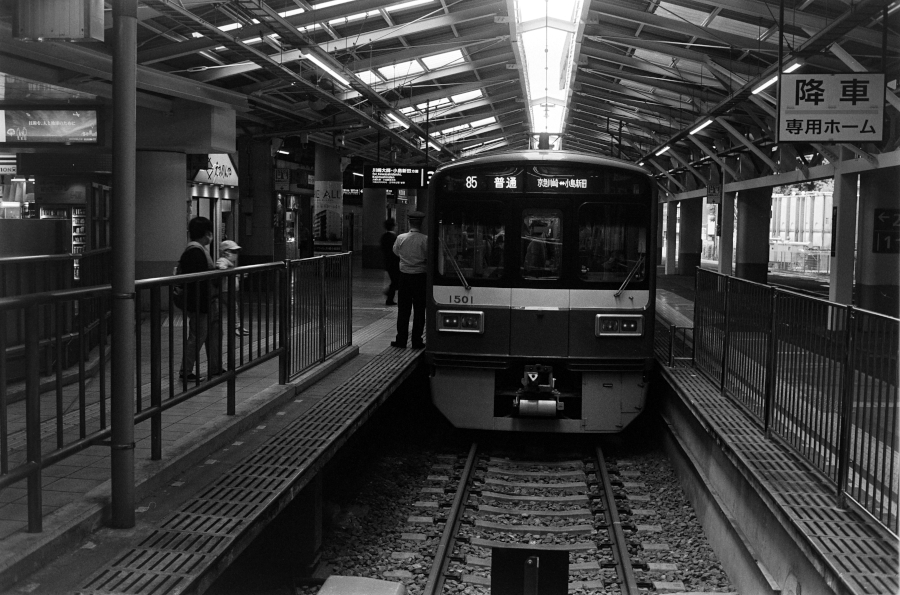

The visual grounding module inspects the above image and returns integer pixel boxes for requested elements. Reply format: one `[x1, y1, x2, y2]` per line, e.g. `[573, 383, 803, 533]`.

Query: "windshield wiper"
[614, 253, 645, 297]
[440, 237, 471, 290]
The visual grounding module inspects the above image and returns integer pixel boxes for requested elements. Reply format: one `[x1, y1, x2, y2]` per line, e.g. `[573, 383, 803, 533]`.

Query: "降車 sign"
[779, 73, 884, 143]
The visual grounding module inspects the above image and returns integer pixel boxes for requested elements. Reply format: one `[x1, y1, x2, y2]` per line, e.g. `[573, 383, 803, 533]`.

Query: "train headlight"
[595, 314, 643, 337]
[437, 310, 484, 333]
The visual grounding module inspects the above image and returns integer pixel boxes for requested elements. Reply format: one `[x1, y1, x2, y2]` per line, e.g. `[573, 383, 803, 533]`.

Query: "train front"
[425, 151, 657, 433]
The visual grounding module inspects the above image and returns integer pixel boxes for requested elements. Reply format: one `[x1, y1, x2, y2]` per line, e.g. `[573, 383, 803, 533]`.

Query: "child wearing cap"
[217, 240, 250, 336]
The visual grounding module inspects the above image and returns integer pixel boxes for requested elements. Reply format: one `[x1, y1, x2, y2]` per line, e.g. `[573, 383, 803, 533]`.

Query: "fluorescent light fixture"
[1, 201, 21, 207]
[277, 150, 290, 155]
[386, 0, 433, 11]
[752, 75, 778, 94]
[427, 142, 441, 151]
[352, 172, 363, 177]
[304, 53, 351, 86]
[655, 146, 670, 156]
[12, 177, 26, 182]
[690, 119, 713, 135]
[783, 62, 802, 74]
[638, 161, 644, 166]
[388, 112, 409, 128]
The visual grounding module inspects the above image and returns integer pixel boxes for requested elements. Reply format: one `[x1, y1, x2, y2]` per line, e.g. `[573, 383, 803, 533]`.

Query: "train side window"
[577, 203, 647, 283]
[437, 202, 505, 282]
[521, 209, 562, 280]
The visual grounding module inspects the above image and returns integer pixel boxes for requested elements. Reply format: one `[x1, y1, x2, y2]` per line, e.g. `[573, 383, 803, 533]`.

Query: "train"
[424, 150, 658, 433]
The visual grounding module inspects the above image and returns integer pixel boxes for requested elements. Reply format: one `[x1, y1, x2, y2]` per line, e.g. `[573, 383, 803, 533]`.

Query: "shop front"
[189, 153, 239, 258]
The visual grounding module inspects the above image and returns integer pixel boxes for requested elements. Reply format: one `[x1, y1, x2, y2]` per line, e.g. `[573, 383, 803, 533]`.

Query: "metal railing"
[693, 269, 899, 535]
[0, 253, 352, 532]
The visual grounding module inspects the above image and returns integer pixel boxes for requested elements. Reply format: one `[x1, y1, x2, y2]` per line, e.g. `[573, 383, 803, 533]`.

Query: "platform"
[654, 275, 899, 595]
[0, 262, 425, 594]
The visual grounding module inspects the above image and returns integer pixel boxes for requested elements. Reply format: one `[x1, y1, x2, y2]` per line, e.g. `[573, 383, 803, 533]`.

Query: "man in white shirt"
[391, 210, 428, 348]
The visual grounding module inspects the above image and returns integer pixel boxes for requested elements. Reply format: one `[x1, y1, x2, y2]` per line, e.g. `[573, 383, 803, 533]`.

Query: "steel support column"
[111, 0, 137, 529]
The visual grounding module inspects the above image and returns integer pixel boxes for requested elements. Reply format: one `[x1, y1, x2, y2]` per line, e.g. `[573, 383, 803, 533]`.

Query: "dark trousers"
[396, 272, 426, 345]
[385, 265, 400, 302]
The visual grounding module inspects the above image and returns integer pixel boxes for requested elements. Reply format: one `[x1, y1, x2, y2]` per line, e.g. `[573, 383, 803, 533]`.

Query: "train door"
[509, 203, 569, 357]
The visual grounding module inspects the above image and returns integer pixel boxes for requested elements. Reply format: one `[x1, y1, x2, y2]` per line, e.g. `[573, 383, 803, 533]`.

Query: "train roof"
[432, 150, 651, 178]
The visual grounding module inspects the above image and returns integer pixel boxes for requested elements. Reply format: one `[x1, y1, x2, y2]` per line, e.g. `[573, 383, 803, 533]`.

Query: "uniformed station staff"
[391, 210, 427, 349]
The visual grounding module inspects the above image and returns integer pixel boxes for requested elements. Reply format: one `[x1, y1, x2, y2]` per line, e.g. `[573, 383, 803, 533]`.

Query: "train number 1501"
[449, 294, 473, 304]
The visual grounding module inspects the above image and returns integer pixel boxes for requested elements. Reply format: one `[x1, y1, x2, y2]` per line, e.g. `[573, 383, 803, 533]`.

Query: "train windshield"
[437, 201, 505, 282]
[521, 209, 563, 279]
[577, 203, 648, 283]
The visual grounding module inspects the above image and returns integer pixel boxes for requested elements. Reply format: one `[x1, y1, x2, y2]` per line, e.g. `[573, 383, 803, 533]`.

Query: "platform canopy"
[0, 0, 897, 191]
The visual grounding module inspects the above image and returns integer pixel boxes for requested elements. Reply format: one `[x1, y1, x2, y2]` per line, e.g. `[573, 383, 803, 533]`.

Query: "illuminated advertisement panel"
[0, 109, 98, 144]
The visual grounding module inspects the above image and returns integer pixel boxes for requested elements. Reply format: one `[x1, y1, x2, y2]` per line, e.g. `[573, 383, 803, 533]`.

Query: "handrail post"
[227, 271, 237, 410]
[25, 304, 42, 532]
[763, 288, 778, 437]
[668, 324, 676, 367]
[720, 276, 731, 395]
[345, 254, 352, 348]
[835, 306, 856, 505]
[319, 257, 327, 363]
[279, 261, 290, 385]
[150, 289, 162, 460]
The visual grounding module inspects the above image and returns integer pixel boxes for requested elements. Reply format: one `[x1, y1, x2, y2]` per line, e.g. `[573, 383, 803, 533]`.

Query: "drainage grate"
[79, 347, 422, 594]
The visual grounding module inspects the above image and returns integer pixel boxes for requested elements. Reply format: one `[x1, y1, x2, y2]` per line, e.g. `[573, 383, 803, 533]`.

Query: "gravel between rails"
[297, 437, 735, 595]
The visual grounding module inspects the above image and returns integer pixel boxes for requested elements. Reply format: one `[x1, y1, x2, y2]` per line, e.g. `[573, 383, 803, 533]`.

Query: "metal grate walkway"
[77, 345, 422, 595]
[661, 366, 899, 595]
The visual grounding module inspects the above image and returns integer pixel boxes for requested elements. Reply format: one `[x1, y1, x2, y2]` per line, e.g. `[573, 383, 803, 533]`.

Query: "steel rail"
[422, 442, 479, 595]
[595, 445, 640, 595]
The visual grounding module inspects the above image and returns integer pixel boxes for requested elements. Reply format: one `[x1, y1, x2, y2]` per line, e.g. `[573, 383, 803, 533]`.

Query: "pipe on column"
[111, 0, 137, 529]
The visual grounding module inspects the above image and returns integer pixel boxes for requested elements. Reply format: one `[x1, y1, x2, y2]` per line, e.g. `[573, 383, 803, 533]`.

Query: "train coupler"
[513, 365, 562, 417]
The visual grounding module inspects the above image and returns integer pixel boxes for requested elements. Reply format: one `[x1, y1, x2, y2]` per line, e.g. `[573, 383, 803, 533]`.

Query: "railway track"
[419, 444, 651, 594]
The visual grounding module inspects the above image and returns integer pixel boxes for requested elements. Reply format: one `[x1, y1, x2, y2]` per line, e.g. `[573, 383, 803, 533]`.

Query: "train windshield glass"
[437, 201, 505, 282]
[521, 209, 563, 279]
[577, 203, 648, 283]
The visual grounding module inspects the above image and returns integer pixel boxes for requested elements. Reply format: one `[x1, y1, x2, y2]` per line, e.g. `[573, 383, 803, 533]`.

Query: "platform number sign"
[873, 209, 899, 254]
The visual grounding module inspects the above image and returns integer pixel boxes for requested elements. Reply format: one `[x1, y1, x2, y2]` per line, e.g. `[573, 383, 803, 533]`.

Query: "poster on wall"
[0, 109, 98, 144]
[313, 180, 343, 254]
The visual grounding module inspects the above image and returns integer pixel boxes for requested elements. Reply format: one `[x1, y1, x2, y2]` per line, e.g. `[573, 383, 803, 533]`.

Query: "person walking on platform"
[178, 216, 222, 382]
[216, 240, 250, 336]
[391, 210, 427, 349]
[381, 218, 400, 306]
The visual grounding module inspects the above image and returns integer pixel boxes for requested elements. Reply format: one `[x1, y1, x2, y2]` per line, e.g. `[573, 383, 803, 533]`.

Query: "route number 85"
[465, 176, 477, 189]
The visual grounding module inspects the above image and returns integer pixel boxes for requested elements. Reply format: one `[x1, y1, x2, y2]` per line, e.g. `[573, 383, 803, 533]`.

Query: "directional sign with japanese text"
[778, 73, 884, 143]
[873, 208, 899, 254]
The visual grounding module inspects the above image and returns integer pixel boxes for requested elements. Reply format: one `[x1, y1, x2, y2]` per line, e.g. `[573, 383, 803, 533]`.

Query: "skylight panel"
[656, 2, 710, 27]
[469, 117, 496, 128]
[451, 90, 482, 103]
[422, 50, 464, 70]
[378, 60, 425, 81]
[515, 0, 583, 139]
[355, 70, 383, 85]
[709, 15, 762, 40]
[435, 123, 470, 136]
[415, 98, 450, 111]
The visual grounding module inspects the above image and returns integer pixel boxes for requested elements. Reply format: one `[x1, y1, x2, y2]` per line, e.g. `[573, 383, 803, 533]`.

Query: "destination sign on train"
[364, 166, 432, 188]
[442, 171, 525, 193]
[526, 174, 596, 193]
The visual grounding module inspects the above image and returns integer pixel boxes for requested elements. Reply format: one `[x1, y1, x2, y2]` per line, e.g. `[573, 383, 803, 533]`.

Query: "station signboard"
[778, 73, 884, 143]
[364, 166, 432, 189]
[873, 208, 899, 254]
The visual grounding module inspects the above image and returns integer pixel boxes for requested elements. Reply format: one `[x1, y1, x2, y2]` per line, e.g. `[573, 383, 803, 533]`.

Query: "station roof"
[0, 0, 897, 191]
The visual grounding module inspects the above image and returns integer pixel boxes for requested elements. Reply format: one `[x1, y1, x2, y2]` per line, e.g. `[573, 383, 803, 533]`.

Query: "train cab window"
[577, 203, 647, 283]
[437, 202, 505, 282]
[521, 209, 562, 280]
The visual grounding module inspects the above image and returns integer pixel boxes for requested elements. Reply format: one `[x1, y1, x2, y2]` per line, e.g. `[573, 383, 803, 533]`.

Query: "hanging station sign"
[364, 166, 432, 188]
[778, 73, 884, 143]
